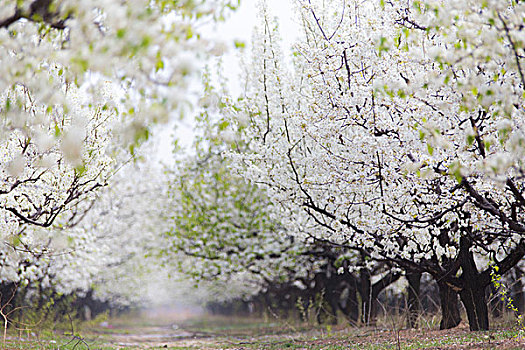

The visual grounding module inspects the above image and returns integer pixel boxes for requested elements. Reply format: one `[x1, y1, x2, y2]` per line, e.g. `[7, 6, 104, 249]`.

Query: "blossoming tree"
[0, 0, 241, 320]
[163, 70, 305, 302]
[230, 0, 525, 331]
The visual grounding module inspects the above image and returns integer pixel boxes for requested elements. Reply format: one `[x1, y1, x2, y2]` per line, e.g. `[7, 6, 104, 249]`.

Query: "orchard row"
[168, 0, 525, 332]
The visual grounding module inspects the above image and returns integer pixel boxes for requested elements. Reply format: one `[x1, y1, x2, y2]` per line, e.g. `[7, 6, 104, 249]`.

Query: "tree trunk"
[324, 272, 341, 325]
[359, 269, 376, 326]
[437, 281, 461, 330]
[362, 295, 378, 326]
[339, 280, 359, 325]
[357, 268, 400, 326]
[406, 271, 422, 328]
[458, 235, 489, 331]
[460, 285, 489, 331]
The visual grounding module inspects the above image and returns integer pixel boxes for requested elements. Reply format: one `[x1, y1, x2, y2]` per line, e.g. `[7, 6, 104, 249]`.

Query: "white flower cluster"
[0, 0, 240, 309]
[225, 0, 525, 290]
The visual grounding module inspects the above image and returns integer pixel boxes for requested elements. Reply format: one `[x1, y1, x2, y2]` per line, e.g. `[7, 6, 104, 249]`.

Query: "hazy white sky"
[155, 0, 300, 163]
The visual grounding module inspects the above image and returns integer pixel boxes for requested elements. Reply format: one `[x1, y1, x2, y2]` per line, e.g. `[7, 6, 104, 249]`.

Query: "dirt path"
[86, 306, 220, 348]
[84, 310, 525, 349]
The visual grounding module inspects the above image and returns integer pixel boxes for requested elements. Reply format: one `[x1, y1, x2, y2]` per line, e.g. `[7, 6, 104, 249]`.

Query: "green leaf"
[117, 28, 126, 39]
[218, 120, 229, 131]
[234, 40, 245, 49]
[71, 56, 89, 72]
[12, 235, 21, 247]
[155, 57, 164, 71]
[186, 26, 193, 40]
[75, 164, 87, 176]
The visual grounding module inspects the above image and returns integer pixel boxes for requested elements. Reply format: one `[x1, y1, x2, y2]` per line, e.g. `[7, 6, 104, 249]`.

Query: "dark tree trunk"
[437, 281, 461, 330]
[313, 272, 337, 325]
[324, 271, 341, 325]
[339, 278, 359, 325]
[406, 271, 422, 328]
[0, 282, 17, 309]
[458, 235, 489, 331]
[316, 291, 338, 325]
[361, 295, 378, 326]
[357, 269, 400, 326]
[358, 269, 377, 326]
[460, 285, 489, 331]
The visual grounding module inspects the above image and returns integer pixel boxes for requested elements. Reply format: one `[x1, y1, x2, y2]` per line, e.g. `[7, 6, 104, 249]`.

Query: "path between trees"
[80, 308, 525, 349]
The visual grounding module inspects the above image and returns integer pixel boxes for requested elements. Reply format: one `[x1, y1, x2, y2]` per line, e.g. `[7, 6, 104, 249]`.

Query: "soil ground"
[2, 308, 525, 349]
